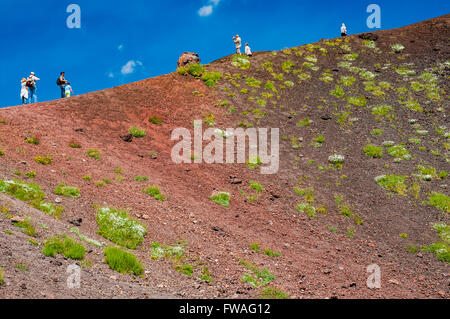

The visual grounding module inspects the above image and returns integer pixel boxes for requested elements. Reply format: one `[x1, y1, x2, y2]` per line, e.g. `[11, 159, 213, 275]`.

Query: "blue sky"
[0, 0, 448, 107]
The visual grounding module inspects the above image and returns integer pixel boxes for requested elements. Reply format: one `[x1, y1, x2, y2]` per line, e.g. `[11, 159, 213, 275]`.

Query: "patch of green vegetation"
[43, 235, 86, 260]
[199, 267, 213, 282]
[175, 264, 194, 276]
[387, 145, 411, 161]
[330, 85, 345, 98]
[203, 113, 215, 126]
[134, 176, 149, 182]
[347, 96, 367, 107]
[371, 129, 384, 136]
[261, 287, 290, 299]
[96, 207, 147, 249]
[417, 165, 438, 181]
[391, 44, 405, 53]
[34, 156, 52, 165]
[25, 137, 40, 145]
[232, 55, 250, 69]
[296, 203, 316, 219]
[396, 66, 416, 76]
[404, 98, 423, 112]
[250, 243, 260, 253]
[342, 53, 359, 61]
[201, 71, 222, 87]
[240, 260, 275, 288]
[363, 40, 376, 49]
[375, 175, 407, 196]
[104, 246, 144, 276]
[87, 149, 101, 161]
[249, 181, 263, 192]
[427, 193, 449, 213]
[150, 241, 185, 261]
[297, 118, 312, 127]
[421, 223, 449, 263]
[143, 185, 165, 201]
[128, 126, 146, 138]
[13, 217, 36, 237]
[210, 192, 230, 208]
[0, 268, 4, 285]
[54, 184, 80, 199]
[0, 150, 4, 156]
[148, 115, 163, 125]
[69, 141, 81, 148]
[371, 105, 393, 119]
[282, 59, 295, 72]
[338, 76, 356, 87]
[264, 249, 281, 258]
[364, 144, 383, 158]
[0, 180, 63, 219]
[177, 63, 204, 77]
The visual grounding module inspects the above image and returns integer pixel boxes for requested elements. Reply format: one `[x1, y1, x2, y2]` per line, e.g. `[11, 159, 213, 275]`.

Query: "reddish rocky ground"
[0, 14, 448, 299]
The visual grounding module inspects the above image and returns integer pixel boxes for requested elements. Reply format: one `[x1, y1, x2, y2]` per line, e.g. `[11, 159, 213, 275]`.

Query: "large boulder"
[177, 52, 200, 68]
[359, 33, 379, 41]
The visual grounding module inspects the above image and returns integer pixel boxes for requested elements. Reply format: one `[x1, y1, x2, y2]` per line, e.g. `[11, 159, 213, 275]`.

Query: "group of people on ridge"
[232, 23, 348, 58]
[233, 34, 252, 57]
[20, 71, 73, 105]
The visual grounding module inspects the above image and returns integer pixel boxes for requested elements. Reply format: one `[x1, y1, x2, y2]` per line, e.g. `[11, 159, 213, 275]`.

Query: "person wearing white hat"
[233, 34, 242, 55]
[26, 72, 40, 103]
[341, 23, 347, 37]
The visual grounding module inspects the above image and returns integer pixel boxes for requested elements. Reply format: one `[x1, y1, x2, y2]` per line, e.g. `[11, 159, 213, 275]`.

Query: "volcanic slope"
[0, 14, 449, 299]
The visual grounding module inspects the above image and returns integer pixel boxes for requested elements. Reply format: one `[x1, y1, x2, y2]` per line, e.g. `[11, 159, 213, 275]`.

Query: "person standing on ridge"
[233, 34, 242, 55]
[245, 43, 253, 57]
[20, 78, 29, 105]
[64, 82, 74, 98]
[341, 23, 347, 37]
[26, 72, 40, 104]
[57, 72, 68, 98]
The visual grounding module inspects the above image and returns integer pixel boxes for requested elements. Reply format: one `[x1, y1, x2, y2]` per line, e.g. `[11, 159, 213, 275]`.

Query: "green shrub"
[240, 260, 275, 288]
[143, 185, 165, 201]
[13, 217, 36, 237]
[104, 246, 144, 276]
[211, 192, 230, 207]
[54, 184, 80, 199]
[428, 193, 449, 213]
[35, 156, 52, 165]
[201, 71, 222, 87]
[69, 141, 82, 148]
[330, 85, 345, 98]
[296, 203, 316, 218]
[134, 176, 149, 182]
[43, 235, 85, 260]
[261, 287, 290, 299]
[148, 115, 163, 125]
[387, 145, 411, 160]
[128, 126, 146, 138]
[175, 264, 194, 276]
[375, 175, 407, 196]
[364, 144, 383, 158]
[0, 268, 4, 285]
[25, 137, 40, 145]
[96, 207, 147, 249]
[87, 149, 101, 160]
[231, 55, 250, 70]
[264, 249, 281, 258]
[0, 180, 62, 218]
[25, 171, 37, 179]
[249, 181, 263, 192]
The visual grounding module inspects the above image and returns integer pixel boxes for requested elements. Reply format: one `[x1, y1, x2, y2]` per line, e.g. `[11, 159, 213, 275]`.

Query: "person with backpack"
[57, 72, 68, 98]
[233, 35, 242, 55]
[26, 72, 40, 103]
[64, 82, 74, 98]
[341, 23, 347, 37]
[20, 78, 29, 105]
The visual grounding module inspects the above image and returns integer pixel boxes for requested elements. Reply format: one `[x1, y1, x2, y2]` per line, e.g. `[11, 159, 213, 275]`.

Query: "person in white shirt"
[233, 35, 242, 55]
[341, 23, 347, 37]
[245, 43, 252, 57]
[20, 78, 29, 105]
[27, 72, 40, 103]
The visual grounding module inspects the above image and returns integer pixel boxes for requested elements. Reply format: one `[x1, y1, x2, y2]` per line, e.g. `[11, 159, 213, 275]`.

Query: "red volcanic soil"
[0, 15, 449, 299]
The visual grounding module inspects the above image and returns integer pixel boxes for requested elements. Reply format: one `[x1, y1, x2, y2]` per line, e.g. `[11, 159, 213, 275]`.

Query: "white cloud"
[198, 5, 213, 17]
[118, 44, 124, 51]
[209, 0, 221, 5]
[121, 60, 143, 75]
[107, 72, 115, 78]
